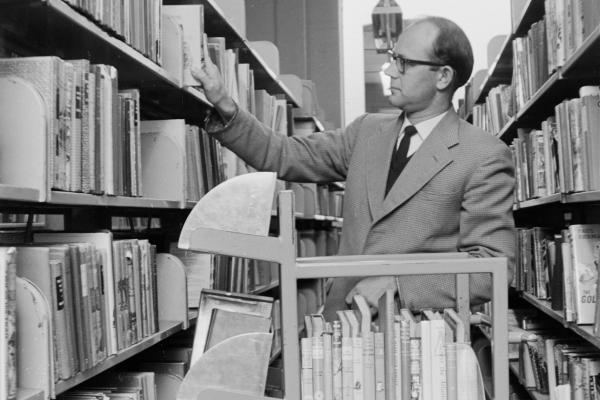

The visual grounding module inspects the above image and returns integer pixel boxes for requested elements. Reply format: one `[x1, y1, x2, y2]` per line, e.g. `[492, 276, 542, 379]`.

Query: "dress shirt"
[397, 109, 450, 156]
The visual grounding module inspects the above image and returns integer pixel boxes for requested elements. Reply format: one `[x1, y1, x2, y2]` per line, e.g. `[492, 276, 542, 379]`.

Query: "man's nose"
[385, 63, 400, 80]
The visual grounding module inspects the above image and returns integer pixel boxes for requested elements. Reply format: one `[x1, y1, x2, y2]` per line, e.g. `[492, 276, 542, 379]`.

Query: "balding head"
[409, 17, 474, 92]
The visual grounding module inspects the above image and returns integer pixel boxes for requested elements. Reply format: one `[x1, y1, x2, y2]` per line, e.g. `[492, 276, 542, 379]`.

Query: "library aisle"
[0, 0, 598, 399]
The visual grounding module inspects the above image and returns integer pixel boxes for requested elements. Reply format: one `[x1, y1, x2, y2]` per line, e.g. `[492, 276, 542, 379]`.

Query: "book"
[191, 289, 273, 366]
[204, 308, 271, 351]
[0, 248, 17, 400]
[162, 5, 205, 87]
[567, 224, 600, 324]
[377, 289, 396, 400]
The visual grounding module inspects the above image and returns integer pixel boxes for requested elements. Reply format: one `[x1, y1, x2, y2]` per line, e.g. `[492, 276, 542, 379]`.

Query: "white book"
[374, 332, 386, 400]
[161, 14, 184, 86]
[352, 295, 375, 400]
[163, 5, 204, 87]
[419, 318, 432, 400]
[344, 310, 363, 400]
[568, 224, 600, 324]
[422, 310, 446, 400]
[301, 337, 314, 400]
[140, 119, 188, 203]
[332, 321, 343, 400]
[336, 311, 354, 400]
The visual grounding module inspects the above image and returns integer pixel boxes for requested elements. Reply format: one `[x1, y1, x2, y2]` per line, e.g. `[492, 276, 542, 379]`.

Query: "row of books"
[467, 0, 600, 120]
[58, 371, 159, 400]
[512, 0, 600, 113]
[4, 233, 161, 385]
[510, 86, 600, 202]
[64, 0, 162, 64]
[291, 183, 345, 219]
[0, 56, 142, 197]
[507, 310, 600, 400]
[300, 291, 482, 400]
[471, 84, 514, 135]
[514, 224, 600, 328]
[512, 18, 549, 112]
[544, 0, 600, 75]
[0, 55, 242, 203]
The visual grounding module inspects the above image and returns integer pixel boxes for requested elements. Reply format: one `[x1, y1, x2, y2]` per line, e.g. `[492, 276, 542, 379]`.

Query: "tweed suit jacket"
[208, 106, 516, 314]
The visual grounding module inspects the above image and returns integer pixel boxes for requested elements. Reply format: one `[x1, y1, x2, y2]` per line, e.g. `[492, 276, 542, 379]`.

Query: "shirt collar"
[400, 109, 449, 141]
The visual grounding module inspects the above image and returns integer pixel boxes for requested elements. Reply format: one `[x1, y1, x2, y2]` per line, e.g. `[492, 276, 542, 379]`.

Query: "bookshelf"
[465, 0, 600, 398]
[0, 1, 328, 399]
[180, 189, 510, 400]
[0, 1, 338, 398]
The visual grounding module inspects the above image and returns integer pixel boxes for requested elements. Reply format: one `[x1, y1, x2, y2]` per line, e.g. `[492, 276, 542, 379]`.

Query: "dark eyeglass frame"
[387, 50, 446, 73]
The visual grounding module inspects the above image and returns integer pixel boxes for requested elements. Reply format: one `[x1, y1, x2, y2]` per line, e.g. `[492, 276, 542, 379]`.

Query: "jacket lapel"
[366, 114, 404, 220]
[373, 109, 460, 224]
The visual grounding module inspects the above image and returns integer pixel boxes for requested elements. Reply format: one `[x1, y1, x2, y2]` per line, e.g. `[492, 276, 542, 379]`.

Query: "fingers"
[191, 66, 206, 84]
[203, 38, 212, 66]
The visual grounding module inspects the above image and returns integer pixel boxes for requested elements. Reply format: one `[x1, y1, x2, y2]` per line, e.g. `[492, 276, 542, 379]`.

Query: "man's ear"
[436, 66, 455, 91]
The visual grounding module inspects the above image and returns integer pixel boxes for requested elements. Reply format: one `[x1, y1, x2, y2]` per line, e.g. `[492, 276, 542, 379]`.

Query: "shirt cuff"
[203, 101, 240, 134]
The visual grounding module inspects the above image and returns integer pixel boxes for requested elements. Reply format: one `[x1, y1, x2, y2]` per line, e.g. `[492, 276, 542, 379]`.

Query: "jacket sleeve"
[396, 141, 516, 310]
[206, 107, 365, 183]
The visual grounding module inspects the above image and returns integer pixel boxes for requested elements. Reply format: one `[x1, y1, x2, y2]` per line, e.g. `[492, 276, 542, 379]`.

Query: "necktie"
[385, 125, 418, 196]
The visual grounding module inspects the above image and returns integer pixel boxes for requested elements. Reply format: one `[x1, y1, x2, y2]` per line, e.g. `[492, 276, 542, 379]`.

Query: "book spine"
[363, 332, 375, 400]
[332, 321, 343, 400]
[312, 334, 325, 400]
[324, 331, 333, 400]
[5, 248, 17, 400]
[400, 320, 411, 400]
[409, 337, 421, 400]
[374, 332, 385, 400]
[301, 337, 314, 400]
[352, 336, 364, 400]
[393, 321, 402, 400]
[51, 259, 73, 379]
[341, 337, 354, 400]
[445, 344, 457, 400]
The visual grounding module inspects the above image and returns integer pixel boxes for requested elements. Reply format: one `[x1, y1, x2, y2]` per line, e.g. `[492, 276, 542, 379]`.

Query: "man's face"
[384, 22, 441, 113]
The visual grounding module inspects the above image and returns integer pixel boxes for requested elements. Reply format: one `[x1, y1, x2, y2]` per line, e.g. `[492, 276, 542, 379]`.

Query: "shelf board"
[512, 0, 545, 36]
[561, 25, 600, 77]
[293, 115, 326, 132]
[520, 292, 600, 348]
[0, 185, 41, 203]
[193, 0, 300, 106]
[517, 194, 562, 209]
[564, 190, 600, 204]
[509, 361, 548, 400]
[49, 191, 184, 209]
[498, 117, 518, 143]
[251, 280, 279, 295]
[475, 34, 513, 104]
[55, 320, 183, 394]
[16, 388, 45, 400]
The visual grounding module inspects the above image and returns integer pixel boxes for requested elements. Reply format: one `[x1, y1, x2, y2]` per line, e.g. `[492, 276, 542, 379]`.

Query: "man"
[192, 16, 515, 318]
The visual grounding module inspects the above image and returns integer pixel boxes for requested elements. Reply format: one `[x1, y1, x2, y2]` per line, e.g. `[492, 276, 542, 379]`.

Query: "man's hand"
[190, 44, 237, 120]
[344, 276, 397, 312]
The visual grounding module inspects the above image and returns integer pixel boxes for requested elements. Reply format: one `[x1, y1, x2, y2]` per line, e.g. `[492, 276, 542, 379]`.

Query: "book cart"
[178, 187, 510, 400]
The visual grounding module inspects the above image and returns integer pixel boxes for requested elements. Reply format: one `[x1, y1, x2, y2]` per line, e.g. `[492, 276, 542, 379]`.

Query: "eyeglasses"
[387, 50, 446, 73]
